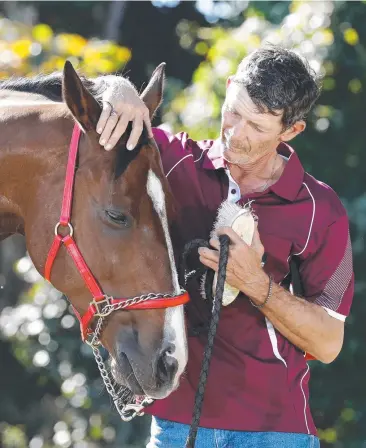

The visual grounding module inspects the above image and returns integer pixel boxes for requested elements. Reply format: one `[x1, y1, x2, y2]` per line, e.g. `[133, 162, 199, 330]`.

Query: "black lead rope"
[181, 234, 230, 448]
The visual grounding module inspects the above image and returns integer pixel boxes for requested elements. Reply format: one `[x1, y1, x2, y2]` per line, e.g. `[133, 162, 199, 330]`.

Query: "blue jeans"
[147, 417, 320, 448]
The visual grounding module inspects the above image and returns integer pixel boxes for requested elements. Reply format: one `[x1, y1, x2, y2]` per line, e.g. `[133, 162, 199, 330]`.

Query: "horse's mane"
[0, 71, 149, 179]
[0, 72, 103, 103]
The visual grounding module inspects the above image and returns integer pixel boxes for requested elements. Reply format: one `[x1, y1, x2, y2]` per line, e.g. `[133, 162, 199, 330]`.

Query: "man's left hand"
[198, 226, 268, 297]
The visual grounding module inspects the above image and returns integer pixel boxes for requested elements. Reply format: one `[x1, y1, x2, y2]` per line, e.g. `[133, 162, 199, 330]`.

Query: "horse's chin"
[110, 355, 145, 396]
[110, 356, 176, 400]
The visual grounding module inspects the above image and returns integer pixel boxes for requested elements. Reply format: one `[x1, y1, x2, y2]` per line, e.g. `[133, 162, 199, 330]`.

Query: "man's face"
[220, 82, 285, 165]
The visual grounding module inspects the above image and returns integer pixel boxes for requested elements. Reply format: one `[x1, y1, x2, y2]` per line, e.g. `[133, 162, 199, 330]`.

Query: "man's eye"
[231, 109, 240, 116]
[225, 105, 238, 116]
[251, 123, 263, 132]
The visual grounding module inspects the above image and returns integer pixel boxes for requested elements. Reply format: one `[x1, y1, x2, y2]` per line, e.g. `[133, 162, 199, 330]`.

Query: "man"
[97, 46, 354, 447]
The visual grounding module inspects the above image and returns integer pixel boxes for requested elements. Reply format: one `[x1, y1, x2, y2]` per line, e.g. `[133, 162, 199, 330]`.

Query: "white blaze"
[146, 170, 188, 388]
[146, 169, 180, 294]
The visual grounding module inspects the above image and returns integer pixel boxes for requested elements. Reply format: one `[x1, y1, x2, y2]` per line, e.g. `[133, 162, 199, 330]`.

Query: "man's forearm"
[246, 273, 344, 363]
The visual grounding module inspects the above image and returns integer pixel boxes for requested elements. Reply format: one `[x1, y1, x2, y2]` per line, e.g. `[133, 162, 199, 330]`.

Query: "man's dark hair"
[233, 44, 321, 129]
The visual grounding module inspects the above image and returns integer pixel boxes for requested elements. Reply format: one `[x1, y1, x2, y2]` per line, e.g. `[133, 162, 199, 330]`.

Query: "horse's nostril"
[164, 342, 175, 356]
[157, 347, 178, 384]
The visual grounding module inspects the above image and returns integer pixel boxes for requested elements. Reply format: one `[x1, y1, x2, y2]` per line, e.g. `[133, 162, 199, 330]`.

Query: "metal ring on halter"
[54, 222, 74, 237]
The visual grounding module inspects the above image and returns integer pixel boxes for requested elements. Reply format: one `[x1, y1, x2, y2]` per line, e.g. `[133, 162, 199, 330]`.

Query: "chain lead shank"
[87, 292, 184, 421]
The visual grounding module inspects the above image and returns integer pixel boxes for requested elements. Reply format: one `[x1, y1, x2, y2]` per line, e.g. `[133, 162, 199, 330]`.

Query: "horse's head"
[26, 62, 188, 399]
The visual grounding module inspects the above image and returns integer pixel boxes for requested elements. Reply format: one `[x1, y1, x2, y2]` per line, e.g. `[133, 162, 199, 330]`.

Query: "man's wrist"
[244, 271, 272, 306]
[250, 274, 274, 309]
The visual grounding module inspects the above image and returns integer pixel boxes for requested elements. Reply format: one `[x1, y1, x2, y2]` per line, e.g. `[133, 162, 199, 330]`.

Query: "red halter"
[45, 124, 189, 341]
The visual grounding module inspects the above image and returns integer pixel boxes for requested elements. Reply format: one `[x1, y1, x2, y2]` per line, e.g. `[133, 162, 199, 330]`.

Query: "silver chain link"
[87, 290, 185, 421]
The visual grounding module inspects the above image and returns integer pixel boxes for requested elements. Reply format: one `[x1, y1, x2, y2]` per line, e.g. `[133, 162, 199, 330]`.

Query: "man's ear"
[280, 120, 306, 142]
[226, 76, 233, 89]
[62, 61, 101, 131]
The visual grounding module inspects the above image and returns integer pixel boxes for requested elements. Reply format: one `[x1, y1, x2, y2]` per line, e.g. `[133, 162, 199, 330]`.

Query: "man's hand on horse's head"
[96, 82, 153, 151]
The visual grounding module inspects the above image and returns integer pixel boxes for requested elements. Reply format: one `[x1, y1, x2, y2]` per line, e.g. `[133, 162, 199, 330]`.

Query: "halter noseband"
[44, 124, 189, 342]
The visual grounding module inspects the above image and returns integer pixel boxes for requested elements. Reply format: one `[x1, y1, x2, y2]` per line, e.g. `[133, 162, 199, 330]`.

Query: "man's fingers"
[251, 226, 264, 256]
[127, 113, 144, 150]
[105, 114, 131, 150]
[209, 238, 220, 250]
[198, 247, 219, 263]
[251, 226, 261, 246]
[97, 100, 152, 150]
[97, 101, 152, 150]
[99, 113, 121, 149]
[199, 256, 218, 272]
[97, 102, 113, 134]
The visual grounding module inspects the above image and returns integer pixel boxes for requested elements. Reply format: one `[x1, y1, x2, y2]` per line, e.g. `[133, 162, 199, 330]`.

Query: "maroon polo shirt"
[147, 128, 354, 435]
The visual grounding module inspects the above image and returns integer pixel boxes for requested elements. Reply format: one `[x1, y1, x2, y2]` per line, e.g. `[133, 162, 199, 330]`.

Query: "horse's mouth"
[111, 353, 145, 396]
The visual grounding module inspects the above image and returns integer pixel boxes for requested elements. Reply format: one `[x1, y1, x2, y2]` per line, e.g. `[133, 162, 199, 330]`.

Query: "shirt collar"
[203, 139, 304, 202]
[203, 138, 226, 170]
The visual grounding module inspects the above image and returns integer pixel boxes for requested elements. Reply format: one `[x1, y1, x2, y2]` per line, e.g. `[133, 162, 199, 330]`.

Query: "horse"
[0, 61, 189, 411]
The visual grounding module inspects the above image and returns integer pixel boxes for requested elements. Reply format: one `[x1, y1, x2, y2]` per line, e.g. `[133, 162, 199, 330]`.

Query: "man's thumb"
[251, 225, 263, 253]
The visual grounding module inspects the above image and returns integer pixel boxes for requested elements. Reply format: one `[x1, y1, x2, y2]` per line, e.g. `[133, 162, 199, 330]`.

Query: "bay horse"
[0, 61, 189, 415]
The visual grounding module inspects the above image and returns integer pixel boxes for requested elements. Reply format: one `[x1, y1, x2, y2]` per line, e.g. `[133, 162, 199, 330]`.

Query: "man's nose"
[226, 124, 246, 141]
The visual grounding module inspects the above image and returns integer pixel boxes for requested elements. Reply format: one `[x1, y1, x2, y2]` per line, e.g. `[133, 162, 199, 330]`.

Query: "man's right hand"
[96, 77, 153, 151]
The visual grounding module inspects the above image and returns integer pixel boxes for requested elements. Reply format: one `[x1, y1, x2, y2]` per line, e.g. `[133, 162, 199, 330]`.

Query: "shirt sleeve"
[299, 213, 354, 319]
[152, 127, 175, 153]
[152, 127, 196, 178]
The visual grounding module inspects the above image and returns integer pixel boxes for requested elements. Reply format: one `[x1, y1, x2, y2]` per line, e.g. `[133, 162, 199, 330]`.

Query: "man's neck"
[227, 152, 287, 195]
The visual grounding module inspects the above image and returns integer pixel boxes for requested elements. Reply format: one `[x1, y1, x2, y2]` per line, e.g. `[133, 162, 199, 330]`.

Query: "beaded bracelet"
[249, 274, 273, 309]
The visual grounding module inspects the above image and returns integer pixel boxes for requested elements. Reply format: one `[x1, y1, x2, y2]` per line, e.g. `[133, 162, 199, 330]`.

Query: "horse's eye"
[105, 210, 130, 227]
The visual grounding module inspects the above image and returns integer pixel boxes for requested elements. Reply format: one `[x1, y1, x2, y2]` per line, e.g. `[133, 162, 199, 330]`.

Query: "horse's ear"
[62, 61, 101, 131]
[140, 62, 165, 119]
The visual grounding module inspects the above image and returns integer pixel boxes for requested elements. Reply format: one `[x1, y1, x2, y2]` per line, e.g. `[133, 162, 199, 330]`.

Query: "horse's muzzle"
[112, 344, 179, 399]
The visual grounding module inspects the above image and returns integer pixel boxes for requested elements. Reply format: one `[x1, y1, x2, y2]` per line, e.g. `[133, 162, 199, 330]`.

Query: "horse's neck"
[0, 97, 72, 237]
[0, 89, 52, 103]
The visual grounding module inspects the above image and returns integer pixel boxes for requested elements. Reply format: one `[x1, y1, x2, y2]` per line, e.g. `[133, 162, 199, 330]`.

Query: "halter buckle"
[92, 295, 113, 317]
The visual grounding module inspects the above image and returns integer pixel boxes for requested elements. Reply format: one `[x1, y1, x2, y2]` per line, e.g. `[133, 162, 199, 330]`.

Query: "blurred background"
[0, 1, 365, 447]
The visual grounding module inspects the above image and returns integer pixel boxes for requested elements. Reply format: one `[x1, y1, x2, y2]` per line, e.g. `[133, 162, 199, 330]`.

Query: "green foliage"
[0, 16, 131, 78]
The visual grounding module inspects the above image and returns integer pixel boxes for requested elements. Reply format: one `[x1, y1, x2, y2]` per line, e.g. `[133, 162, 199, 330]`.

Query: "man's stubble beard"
[222, 139, 273, 167]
